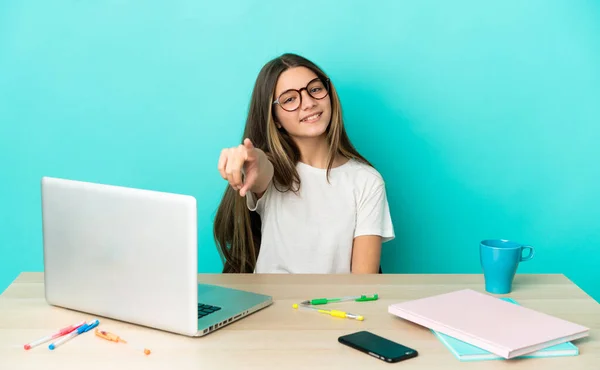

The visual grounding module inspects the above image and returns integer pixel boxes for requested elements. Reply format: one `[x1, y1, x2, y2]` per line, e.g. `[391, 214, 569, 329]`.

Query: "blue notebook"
[431, 298, 579, 361]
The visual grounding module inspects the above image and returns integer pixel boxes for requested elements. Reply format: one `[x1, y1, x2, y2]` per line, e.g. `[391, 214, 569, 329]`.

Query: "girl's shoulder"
[293, 157, 386, 191]
[344, 158, 386, 186]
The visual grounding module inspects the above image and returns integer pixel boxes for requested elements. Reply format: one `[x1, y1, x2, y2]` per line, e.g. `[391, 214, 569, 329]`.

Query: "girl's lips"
[300, 112, 322, 123]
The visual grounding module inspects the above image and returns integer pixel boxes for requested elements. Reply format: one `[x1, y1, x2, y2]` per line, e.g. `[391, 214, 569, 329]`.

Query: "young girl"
[214, 53, 394, 274]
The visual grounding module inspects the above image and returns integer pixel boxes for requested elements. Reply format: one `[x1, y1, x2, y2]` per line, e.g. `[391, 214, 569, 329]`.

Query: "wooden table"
[1, 273, 598, 369]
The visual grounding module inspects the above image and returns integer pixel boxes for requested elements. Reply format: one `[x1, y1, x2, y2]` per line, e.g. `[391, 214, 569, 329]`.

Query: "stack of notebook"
[388, 289, 589, 360]
[431, 298, 579, 361]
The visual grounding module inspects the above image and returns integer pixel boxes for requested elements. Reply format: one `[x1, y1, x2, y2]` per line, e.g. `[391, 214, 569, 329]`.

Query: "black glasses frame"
[272, 77, 330, 112]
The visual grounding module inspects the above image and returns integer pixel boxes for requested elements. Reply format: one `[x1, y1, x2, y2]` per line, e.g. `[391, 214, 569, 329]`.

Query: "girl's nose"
[300, 90, 317, 110]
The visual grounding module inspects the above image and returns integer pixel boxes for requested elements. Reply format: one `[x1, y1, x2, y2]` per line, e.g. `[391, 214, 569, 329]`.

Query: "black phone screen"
[338, 331, 418, 363]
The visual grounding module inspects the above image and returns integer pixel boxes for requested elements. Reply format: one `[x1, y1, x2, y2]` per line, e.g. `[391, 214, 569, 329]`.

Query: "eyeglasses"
[272, 77, 330, 112]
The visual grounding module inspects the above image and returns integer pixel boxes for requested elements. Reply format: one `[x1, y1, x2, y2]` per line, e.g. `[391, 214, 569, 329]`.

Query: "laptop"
[40, 176, 273, 337]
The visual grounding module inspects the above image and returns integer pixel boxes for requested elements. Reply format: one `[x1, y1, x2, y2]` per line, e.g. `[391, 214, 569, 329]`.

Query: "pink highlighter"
[24, 321, 86, 350]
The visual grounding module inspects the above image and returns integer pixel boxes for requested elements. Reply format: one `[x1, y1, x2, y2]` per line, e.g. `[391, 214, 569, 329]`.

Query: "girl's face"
[272, 67, 332, 141]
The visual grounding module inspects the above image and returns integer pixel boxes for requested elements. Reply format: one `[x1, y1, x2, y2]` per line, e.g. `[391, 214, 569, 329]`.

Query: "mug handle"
[520, 246, 535, 261]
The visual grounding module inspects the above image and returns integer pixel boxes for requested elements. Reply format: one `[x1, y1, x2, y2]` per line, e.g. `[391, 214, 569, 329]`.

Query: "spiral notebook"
[388, 289, 589, 359]
[432, 298, 579, 361]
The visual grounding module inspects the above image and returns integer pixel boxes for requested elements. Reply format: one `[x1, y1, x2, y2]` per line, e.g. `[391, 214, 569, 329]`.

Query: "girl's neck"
[294, 135, 346, 169]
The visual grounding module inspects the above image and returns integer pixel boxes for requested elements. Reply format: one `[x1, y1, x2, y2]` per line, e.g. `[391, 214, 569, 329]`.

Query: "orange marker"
[95, 329, 127, 343]
[95, 328, 151, 355]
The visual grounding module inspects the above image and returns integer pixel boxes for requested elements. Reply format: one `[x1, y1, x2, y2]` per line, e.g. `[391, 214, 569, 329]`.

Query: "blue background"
[1, 1, 599, 301]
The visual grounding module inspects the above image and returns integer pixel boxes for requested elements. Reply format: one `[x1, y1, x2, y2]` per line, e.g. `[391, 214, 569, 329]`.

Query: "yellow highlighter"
[293, 303, 364, 321]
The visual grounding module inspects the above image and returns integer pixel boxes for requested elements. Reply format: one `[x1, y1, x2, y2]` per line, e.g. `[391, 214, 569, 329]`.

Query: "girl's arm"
[249, 148, 274, 199]
[350, 235, 382, 273]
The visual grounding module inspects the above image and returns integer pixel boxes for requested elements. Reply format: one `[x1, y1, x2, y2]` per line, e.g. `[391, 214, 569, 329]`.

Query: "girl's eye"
[310, 87, 322, 93]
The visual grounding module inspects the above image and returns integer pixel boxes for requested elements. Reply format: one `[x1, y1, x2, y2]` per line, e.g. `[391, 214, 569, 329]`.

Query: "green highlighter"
[301, 294, 378, 305]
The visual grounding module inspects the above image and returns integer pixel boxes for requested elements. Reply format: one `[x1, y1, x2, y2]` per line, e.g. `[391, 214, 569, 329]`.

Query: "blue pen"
[49, 319, 100, 350]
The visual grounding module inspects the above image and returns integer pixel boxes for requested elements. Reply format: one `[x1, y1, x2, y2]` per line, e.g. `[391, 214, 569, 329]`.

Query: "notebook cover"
[388, 289, 589, 359]
[432, 298, 579, 361]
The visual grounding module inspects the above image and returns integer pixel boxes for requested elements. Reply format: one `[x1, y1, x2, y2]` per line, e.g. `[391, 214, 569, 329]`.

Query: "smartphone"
[338, 331, 418, 363]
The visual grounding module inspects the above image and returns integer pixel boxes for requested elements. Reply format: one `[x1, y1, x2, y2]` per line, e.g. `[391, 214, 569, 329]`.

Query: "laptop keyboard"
[198, 303, 222, 319]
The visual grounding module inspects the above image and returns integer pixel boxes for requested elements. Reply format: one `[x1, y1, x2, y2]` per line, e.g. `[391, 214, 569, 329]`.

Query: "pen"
[300, 294, 378, 305]
[95, 328, 151, 355]
[49, 319, 99, 350]
[293, 303, 364, 321]
[95, 328, 128, 343]
[24, 321, 86, 350]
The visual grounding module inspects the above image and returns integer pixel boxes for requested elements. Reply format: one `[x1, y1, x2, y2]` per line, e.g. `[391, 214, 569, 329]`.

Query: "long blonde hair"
[213, 53, 373, 273]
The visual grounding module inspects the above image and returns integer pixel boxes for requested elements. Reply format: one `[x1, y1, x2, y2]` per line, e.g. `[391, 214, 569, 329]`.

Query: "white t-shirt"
[246, 158, 395, 273]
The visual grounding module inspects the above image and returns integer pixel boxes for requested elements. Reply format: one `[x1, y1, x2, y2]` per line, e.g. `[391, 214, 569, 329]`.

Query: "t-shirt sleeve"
[354, 183, 395, 243]
[245, 182, 272, 215]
